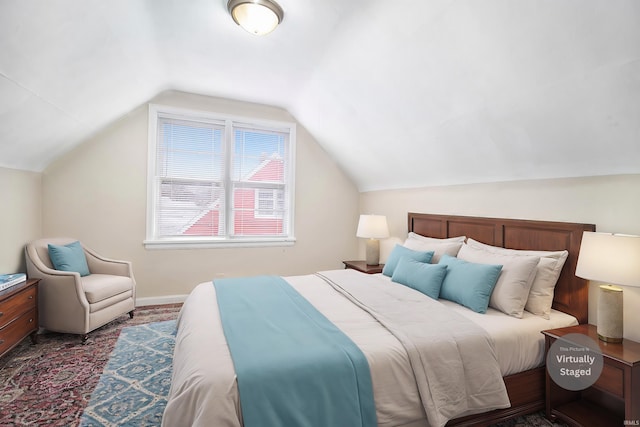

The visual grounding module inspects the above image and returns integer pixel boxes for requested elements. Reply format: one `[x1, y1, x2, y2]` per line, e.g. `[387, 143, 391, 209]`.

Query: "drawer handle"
[28, 295, 33, 299]
[0, 312, 3, 317]
[0, 339, 4, 345]
[29, 318, 33, 322]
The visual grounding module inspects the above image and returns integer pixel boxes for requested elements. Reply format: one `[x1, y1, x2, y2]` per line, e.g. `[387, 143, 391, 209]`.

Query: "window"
[255, 189, 284, 219]
[145, 104, 296, 248]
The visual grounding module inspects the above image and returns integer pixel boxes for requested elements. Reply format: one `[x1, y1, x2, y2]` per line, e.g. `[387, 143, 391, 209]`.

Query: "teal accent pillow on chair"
[48, 241, 91, 277]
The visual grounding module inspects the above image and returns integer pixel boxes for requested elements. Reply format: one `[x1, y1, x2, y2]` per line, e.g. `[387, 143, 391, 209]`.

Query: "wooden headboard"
[408, 212, 595, 324]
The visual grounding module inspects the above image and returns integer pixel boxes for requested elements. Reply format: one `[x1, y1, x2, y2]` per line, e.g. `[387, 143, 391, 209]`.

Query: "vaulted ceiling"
[1, 0, 639, 191]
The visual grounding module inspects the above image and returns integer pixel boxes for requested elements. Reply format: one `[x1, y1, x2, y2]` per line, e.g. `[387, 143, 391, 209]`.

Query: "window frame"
[144, 104, 296, 249]
[254, 188, 285, 219]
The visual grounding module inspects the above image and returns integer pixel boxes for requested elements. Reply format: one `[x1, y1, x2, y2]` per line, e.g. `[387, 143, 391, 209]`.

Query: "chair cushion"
[82, 274, 134, 304]
[48, 241, 91, 276]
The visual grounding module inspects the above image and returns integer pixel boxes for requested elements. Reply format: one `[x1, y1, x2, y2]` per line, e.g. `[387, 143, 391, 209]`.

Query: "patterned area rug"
[1, 303, 566, 427]
[79, 320, 176, 426]
[0, 304, 181, 426]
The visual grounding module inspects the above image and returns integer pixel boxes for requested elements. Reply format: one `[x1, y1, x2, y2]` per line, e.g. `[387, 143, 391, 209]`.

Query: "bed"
[163, 213, 596, 427]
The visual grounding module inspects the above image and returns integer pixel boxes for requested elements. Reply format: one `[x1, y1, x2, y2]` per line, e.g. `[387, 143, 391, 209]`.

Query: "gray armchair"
[25, 237, 136, 341]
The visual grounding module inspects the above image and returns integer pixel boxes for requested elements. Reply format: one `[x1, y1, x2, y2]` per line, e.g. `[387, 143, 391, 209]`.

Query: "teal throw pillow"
[391, 258, 448, 300]
[48, 241, 90, 277]
[438, 254, 502, 313]
[382, 245, 434, 277]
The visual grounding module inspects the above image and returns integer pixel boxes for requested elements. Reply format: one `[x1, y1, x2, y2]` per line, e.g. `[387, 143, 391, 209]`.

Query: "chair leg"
[129, 310, 135, 319]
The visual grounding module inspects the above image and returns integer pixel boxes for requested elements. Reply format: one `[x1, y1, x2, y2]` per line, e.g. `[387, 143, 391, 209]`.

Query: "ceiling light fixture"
[227, 0, 284, 36]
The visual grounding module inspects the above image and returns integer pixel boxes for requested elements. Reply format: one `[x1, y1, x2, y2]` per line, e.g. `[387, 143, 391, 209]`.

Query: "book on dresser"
[0, 273, 27, 291]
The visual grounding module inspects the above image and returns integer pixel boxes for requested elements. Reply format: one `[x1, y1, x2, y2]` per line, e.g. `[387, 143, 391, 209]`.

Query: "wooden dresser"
[0, 279, 39, 358]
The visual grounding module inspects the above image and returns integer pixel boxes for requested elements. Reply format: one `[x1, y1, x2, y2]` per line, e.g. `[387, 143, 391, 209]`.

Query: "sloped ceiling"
[1, 0, 639, 191]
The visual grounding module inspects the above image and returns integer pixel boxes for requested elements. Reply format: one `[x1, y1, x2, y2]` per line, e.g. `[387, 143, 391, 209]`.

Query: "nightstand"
[343, 260, 384, 274]
[543, 324, 640, 427]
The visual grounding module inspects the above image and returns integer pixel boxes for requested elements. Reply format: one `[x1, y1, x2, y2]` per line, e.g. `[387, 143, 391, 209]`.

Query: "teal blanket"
[214, 276, 377, 427]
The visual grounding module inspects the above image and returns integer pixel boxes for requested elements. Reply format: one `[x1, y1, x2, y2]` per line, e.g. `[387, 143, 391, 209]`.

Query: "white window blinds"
[232, 126, 288, 236]
[146, 105, 295, 248]
[155, 116, 225, 237]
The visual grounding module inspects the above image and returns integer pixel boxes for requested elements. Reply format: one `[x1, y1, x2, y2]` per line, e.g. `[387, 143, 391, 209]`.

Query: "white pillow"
[406, 232, 466, 243]
[403, 233, 465, 263]
[457, 243, 540, 318]
[466, 239, 568, 319]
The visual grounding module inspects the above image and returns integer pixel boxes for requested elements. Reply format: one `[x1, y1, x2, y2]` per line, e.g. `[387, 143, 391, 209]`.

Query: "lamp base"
[597, 284, 623, 343]
[365, 239, 380, 266]
[597, 334, 622, 344]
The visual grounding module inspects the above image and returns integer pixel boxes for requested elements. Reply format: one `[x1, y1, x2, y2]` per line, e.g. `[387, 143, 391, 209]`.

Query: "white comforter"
[163, 270, 510, 427]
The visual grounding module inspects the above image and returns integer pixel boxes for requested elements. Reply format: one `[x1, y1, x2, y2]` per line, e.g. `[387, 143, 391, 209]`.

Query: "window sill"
[143, 237, 296, 250]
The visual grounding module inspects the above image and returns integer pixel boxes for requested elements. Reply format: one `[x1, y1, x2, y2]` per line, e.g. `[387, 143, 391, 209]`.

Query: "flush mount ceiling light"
[228, 0, 284, 36]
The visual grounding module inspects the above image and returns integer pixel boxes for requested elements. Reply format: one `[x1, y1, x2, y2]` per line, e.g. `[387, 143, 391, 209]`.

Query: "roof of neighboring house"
[182, 155, 283, 235]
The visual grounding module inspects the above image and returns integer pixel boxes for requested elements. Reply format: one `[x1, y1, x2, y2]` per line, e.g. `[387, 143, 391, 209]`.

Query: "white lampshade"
[228, 0, 284, 36]
[356, 215, 389, 266]
[576, 232, 640, 287]
[576, 231, 640, 342]
[356, 215, 390, 239]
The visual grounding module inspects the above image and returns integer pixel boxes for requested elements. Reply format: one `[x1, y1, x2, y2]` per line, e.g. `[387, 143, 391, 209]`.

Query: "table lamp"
[356, 214, 389, 266]
[575, 231, 640, 343]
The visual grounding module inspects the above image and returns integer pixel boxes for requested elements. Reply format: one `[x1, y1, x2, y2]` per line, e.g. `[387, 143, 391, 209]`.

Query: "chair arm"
[83, 246, 134, 278]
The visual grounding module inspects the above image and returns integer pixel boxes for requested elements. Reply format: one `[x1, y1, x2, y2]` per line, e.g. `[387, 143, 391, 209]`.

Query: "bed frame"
[407, 212, 595, 426]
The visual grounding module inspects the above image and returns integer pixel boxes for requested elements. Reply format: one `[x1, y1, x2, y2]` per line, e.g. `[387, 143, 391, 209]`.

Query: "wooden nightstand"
[0, 279, 39, 358]
[343, 260, 384, 274]
[543, 324, 640, 427]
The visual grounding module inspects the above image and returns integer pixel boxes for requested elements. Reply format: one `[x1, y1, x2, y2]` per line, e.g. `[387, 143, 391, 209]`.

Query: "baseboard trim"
[136, 294, 188, 307]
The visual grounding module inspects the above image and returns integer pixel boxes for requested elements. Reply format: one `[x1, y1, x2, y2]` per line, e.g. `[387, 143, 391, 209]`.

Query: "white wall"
[42, 91, 360, 301]
[0, 167, 41, 273]
[360, 174, 640, 341]
[16, 87, 640, 340]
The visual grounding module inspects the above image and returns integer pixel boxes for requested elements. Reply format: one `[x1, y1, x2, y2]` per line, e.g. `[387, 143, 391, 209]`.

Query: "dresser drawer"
[0, 308, 37, 355]
[0, 285, 37, 329]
